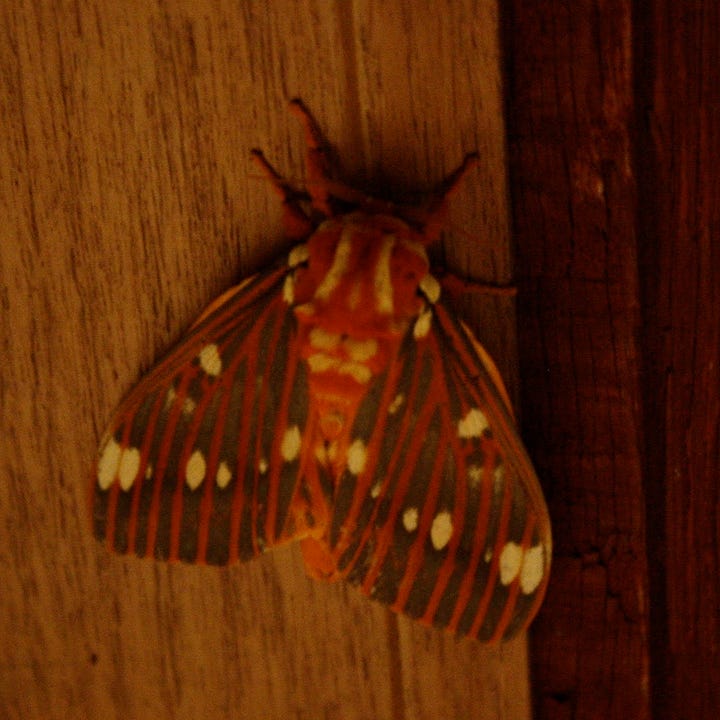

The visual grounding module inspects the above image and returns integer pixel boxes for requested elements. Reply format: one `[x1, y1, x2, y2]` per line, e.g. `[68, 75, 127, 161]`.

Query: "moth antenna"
[251, 148, 314, 240]
[289, 98, 335, 216]
[418, 152, 480, 245]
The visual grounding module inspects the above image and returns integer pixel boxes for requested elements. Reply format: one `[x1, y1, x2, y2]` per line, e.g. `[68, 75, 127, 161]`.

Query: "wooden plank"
[0, 1, 531, 718]
[502, 1, 651, 718]
[635, 2, 720, 718]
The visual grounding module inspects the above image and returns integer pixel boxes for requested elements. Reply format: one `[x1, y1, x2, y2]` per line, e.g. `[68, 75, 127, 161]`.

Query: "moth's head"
[289, 212, 434, 337]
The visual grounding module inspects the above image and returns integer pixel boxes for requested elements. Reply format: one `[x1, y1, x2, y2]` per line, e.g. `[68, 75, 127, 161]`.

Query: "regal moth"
[91, 100, 551, 642]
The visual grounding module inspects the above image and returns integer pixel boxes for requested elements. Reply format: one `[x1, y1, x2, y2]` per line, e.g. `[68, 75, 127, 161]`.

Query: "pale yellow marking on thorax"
[309, 327, 341, 350]
[374, 235, 395, 314]
[343, 337, 378, 362]
[314, 230, 353, 300]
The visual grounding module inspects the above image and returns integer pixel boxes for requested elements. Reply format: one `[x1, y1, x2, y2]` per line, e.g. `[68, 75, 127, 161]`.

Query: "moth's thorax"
[287, 213, 433, 463]
[291, 212, 430, 334]
[288, 213, 431, 401]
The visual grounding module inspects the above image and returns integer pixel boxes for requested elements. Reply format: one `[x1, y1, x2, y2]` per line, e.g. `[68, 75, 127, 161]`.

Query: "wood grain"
[635, 2, 720, 717]
[0, 2, 528, 719]
[503, 1, 650, 718]
[504, 1, 720, 719]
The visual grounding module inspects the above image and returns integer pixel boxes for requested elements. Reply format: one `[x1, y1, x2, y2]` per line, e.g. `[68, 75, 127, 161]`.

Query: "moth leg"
[438, 271, 517, 303]
[251, 148, 314, 240]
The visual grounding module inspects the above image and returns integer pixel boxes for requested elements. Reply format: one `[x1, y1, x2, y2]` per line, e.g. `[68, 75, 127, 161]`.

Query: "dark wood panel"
[635, 2, 720, 718]
[502, 1, 651, 718]
[504, 1, 720, 719]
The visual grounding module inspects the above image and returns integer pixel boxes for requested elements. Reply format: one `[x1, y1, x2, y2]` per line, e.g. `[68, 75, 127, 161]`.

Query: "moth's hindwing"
[326, 302, 551, 642]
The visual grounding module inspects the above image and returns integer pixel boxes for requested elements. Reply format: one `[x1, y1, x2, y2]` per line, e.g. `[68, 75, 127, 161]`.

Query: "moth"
[92, 100, 551, 642]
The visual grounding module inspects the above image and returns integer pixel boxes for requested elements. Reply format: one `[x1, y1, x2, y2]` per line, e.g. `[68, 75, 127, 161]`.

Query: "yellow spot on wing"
[215, 461, 232, 489]
[281, 426, 302, 462]
[388, 393, 404, 414]
[97, 438, 122, 490]
[430, 511, 453, 550]
[185, 449, 206, 490]
[413, 308, 432, 339]
[402, 507, 419, 532]
[457, 408, 489, 438]
[419, 273, 441, 303]
[520, 545, 545, 594]
[118, 447, 141, 492]
[347, 439, 367, 475]
[499, 542, 522, 585]
[198, 344, 222, 377]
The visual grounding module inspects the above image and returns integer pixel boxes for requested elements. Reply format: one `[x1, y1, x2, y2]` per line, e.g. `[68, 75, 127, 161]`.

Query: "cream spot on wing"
[520, 545, 545, 594]
[467, 464, 483, 487]
[165, 386, 177, 408]
[198, 344, 222, 377]
[388, 393, 404, 415]
[283, 274, 295, 304]
[185, 449, 206, 490]
[288, 243, 309, 267]
[493, 463, 505, 488]
[430, 511, 453, 550]
[347, 439, 367, 475]
[97, 438, 122, 490]
[402, 507, 419, 532]
[281, 426, 302, 462]
[457, 408, 489, 438]
[145, 463, 153, 480]
[182, 397, 196, 415]
[258, 457, 269, 474]
[484, 547, 493, 563]
[216, 461, 232, 489]
[118, 447, 141, 491]
[370, 481, 383, 498]
[413, 307, 432, 339]
[309, 327, 341, 350]
[419, 273, 441, 303]
[343, 337, 378, 362]
[493, 463, 505, 490]
[499, 542, 523, 585]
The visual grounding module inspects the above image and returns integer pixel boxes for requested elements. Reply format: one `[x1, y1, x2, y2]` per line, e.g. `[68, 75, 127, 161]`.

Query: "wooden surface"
[505, 1, 720, 719]
[635, 2, 720, 717]
[0, 2, 529, 719]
